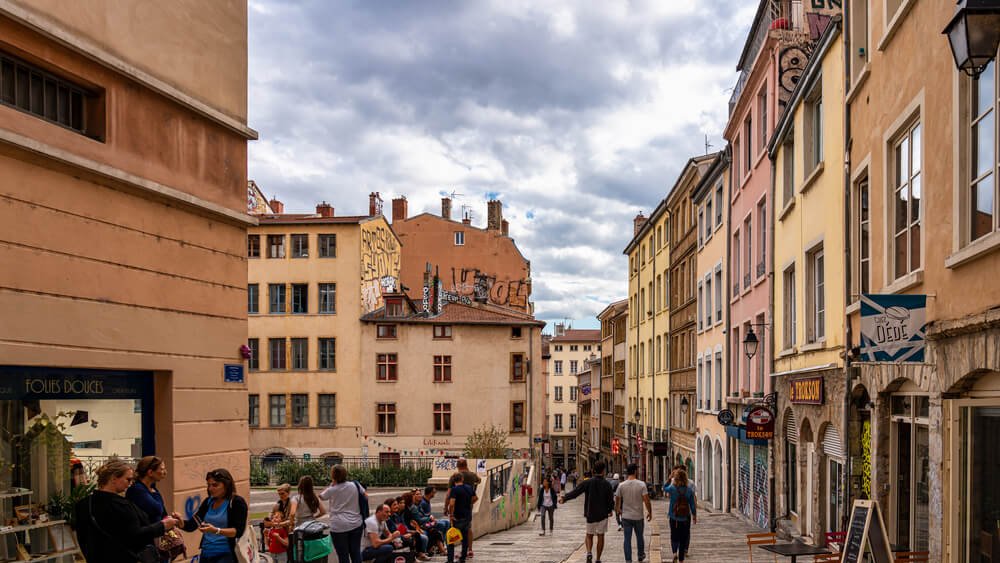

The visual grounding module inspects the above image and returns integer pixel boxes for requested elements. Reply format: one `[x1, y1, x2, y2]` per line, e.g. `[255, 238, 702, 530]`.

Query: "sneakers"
[638, 554, 645, 562]
[539, 530, 545, 536]
[586, 552, 593, 563]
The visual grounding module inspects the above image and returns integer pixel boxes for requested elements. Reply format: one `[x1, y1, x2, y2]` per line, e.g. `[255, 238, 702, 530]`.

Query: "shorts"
[585, 517, 609, 535]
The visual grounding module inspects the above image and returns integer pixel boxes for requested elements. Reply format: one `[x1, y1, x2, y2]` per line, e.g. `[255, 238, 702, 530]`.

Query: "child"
[267, 509, 289, 563]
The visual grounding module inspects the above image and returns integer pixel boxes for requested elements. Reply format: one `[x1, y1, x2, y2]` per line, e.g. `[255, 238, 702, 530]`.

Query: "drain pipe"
[841, 13, 854, 532]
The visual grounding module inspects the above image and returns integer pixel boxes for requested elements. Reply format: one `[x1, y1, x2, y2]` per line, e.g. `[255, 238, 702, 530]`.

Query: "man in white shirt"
[614, 464, 652, 563]
[361, 503, 400, 562]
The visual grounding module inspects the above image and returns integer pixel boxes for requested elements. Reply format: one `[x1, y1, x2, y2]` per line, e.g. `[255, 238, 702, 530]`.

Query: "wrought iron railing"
[487, 460, 513, 501]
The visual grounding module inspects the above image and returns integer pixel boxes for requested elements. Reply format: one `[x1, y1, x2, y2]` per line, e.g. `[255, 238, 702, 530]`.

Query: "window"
[570, 345, 579, 351]
[318, 338, 336, 371]
[269, 338, 286, 370]
[734, 139, 742, 181]
[744, 117, 753, 171]
[705, 276, 712, 328]
[319, 283, 336, 314]
[269, 284, 286, 314]
[732, 327, 740, 393]
[706, 200, 714, 235]
[855, 176, 871, 295]
[376, 403, 396, 434]
[849, 0, 869, 83]
[555, 386, 563, 402]
[0, 52, 95, 136]
[249, 394, 259, 427]
[377, 354, 398, 381]
[247, 338, 259, 371]
[783, 265, 797, 349]
[570, 360, 578, 374]
[892, 121, 922, 279]
[807, 247, 825, 343]
[511, 327, 523, 338]
[583, 344, 592, 351]
[291, 394, 308, 426]
[454, 231, 465, 245]
[787, 439, 798, 513]
[248, 284, 259, 314]
[705, 357, 712, 410]
[733, 232, 741, 292]
[554, 414, 563, 431]
[318, 234, 336, 257]
[269, 394, 286, 427]
[554, 345, 563, 352]
[714, 268, 723, 322]
[434, 325, 452, 339]
[291, 234, 309, 258]
[783, 137, 795, 206]
[570, 386, 577, 401]
[970, 62, 997, 242]
[318, 394, 336, 427]
[698, 208, 705, 246]
[714, 352, 723, 409]
[744, 218, 752, 288]
[291, 338, 308, 370]
[433, 355, 452, 382]
[554, 360, 563, 374]
[759, 88, 768, 150]
[377, 324, 398, 339]
[267, 235, 285, 258]
[291, 284, 308, 314]
[715, 183, 724, 226]
[697, 282, 704, 330]
[511, 402, 525, 432]
[757, 201, 766, 277]
[697, 360, 703, 409]
[511, 353, 526, 382]
[806, 91, 823, 171]
[570, 414, 577, 430]
[248, 235, 260, 258]
[385, 298, 404, 317]
[434, 403, 452, 434]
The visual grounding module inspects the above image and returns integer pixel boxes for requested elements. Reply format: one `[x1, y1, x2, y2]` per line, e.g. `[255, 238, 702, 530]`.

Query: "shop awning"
[725, 424, 769, 446]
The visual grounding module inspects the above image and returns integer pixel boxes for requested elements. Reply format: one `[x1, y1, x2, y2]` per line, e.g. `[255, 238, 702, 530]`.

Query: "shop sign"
[789, 376, 824, 405]
[652, 442, 669, 456]
[745, 406, 775, 440]
[223, 364, 244, 383]
[0, 367, 151, 400]
[860, 294, 927, 363]
[717, 409, 735, 426]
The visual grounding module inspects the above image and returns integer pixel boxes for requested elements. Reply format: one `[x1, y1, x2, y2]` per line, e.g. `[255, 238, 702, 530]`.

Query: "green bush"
[250, 461, 270, 486]
[349, 465, 431, 488]
[274, 460, 331, 487]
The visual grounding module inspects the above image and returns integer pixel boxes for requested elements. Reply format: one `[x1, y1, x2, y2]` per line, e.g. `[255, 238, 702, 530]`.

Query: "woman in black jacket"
[75, 459, 179, 563]
[536, 477, 558, 536]
[173, 468, 248, 563]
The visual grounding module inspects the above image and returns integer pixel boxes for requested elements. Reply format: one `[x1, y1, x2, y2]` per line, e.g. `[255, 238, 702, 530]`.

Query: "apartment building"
[598, 299, 629, 476]
[548, 326, 600, 470]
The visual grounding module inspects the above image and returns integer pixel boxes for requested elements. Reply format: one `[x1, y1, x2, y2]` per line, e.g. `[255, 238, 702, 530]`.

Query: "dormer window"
[385, 297, 404, 317]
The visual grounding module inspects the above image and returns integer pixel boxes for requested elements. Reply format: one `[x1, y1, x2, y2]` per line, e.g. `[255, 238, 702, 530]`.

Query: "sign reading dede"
[860, 294, 926, 363]
[789, 376, 824, 405]
[745, 406, 775, 440]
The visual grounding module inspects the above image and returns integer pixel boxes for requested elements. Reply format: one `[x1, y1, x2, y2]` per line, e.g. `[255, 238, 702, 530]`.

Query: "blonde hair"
[673, 469, 689, 487]
[96, 459, 133, 487]
[277, 483, 292, 493]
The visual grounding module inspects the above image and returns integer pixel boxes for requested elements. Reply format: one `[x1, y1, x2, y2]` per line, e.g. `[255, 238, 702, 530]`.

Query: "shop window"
[890, 393, 930, 551]
[318, 234, 336, 258]
[957, 404, 1000, 562]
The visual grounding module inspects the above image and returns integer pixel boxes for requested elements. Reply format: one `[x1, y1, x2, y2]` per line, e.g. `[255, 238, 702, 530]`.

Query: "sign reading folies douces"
[789, 376, 824, 405]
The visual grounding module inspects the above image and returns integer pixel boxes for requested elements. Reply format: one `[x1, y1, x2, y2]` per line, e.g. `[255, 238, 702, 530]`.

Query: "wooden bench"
[895, 552, 930, 563]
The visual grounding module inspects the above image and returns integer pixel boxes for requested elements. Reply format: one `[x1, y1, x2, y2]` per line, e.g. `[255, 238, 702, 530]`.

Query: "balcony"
[729, 0, 806, 114]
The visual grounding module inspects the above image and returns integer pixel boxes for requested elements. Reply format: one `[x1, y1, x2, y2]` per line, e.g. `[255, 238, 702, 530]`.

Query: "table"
[759, 542, 832, 562]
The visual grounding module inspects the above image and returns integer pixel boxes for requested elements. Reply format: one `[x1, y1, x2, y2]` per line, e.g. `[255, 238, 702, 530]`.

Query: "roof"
[597, 299, 628, 321]
[256, 214, 371, 225]
[360, 300, 545, 327]
[396, 212, 530, 265]
[550, 329, 601, 343]
[691, 150, 730, 203]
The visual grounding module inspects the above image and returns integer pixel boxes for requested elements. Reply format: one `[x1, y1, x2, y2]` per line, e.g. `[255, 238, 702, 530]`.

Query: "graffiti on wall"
[184, 494, 202, 519]
[448, 268, 530, 310]
[361, 222, 401, 313]
[738, 442, 751, 518]
[752, 446, 770, 529]
[777, 44, 812, 111]
[860, 419, 872, 498]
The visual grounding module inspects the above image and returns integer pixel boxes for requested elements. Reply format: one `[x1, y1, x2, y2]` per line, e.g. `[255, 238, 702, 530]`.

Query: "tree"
[463, 424, 511, 458]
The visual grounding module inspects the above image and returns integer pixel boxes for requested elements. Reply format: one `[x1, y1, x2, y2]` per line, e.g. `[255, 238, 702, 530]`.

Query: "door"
[891, 394, 929, 551]
[827, 459, 844, 532]
[806, 443, 815, 535]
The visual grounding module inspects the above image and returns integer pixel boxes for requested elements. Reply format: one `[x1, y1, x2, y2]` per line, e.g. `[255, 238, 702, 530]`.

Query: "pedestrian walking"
[174, 468, 249, 563]
[536, 477, 558, 536]
[607, 473, 621, 531]
[319, 464, 366, 563]
[560, 469, 568, 491]
[559, 460, 614, 563]
[75, 459, 179, 563]
[664, 469, 697, 562]
[446, 472, 478, 563]
[614, 463, 651, 563]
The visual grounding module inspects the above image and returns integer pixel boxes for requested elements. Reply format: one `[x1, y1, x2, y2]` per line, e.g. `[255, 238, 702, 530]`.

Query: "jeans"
[361, 544, 395, 562]
[669, 518, 691, 560]
[539, 505, 555, 531]
[621, 518, 645, 562]
[200, 554, 237, 563]
[331, 524, 364, 563]
[446, 517, 471, 563]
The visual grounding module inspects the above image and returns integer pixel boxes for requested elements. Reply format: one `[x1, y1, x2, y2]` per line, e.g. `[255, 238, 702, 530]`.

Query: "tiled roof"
[257, 215, 371, 224]
[550, 329, 601, 343]
[361, 300, 544, 327]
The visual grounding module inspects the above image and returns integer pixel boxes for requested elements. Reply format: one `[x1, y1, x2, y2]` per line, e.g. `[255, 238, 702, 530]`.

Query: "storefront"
[0, 366, 154, 561]
[727, 416, 770, 529]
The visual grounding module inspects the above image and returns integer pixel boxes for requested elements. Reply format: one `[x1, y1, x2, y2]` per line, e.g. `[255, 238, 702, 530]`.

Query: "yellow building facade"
[769, 21, 847, 542]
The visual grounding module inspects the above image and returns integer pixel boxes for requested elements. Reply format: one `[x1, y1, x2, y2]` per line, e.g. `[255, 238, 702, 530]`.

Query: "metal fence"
[75, 455, 137, 478]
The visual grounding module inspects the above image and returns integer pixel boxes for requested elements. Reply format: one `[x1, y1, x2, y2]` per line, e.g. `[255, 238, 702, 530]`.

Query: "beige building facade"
[0, 2, 254, 559]
[547, 327, 600, 470]
[598, 300, 629, 476]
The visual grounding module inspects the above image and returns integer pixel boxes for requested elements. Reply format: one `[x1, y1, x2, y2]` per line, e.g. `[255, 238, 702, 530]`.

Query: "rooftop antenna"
[704, 134, 714, 155]
[450, 190, 463, 200]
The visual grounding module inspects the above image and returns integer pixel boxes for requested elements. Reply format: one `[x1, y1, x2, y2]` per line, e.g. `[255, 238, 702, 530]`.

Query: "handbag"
[87, 495, 159, 563]
[235, 520, 263, 563]
[354, 481, 369, 518]
[155, 528, 187, 561]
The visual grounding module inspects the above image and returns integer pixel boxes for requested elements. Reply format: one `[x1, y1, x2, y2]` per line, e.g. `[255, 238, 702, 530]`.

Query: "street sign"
[303, 453, 311, 460]
[717, 409, 735, 426]
[533, 437, 545, 443]
[745, 405, 775, 440]
[223, 364, 244, 383]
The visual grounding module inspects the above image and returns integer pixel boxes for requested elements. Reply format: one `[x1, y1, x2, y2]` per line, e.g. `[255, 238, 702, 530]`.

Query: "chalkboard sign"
[841, 500, 893, 563]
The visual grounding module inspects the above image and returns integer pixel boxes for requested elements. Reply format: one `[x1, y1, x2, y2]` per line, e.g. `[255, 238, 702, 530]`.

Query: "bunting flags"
[362, 435, 446, 456]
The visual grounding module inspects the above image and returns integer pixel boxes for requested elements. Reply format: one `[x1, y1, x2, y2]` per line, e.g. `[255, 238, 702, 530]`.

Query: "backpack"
[354, 481, 369, 518]
[673, 486, 690, 518]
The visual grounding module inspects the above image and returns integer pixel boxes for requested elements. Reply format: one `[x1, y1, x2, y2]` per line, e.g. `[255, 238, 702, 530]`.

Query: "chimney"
[369, 192, 383, 216]
[633, 212, 647, 235]
[392, 196, 408, 222]
[462, 214, 472, 226]
[554, 323, 566, 337]
[501, 219, 509, 236]
[316, 202, 334, 217]
[487, 200, 503, 231]
[269, 197, 284, 214]
[441, 197, 452, 220]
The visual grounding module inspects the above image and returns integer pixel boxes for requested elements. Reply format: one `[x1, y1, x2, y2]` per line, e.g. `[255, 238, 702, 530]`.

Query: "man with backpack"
[559, 460, 614, 563]
[663, 468, 697, 563]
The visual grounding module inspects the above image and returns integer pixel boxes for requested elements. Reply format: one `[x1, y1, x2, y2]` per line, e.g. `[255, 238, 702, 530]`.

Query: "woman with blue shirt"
[175, 468, 248, 563]
[663, 469, 697, 563]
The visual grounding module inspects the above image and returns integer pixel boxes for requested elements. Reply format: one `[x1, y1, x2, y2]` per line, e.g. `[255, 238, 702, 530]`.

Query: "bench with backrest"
[746, 532, 778, 563]
[825, 530, 847, 552]
[894, 552, 930, 563]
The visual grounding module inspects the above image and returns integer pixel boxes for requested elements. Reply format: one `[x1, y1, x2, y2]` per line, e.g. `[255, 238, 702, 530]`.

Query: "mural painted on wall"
[246, 181, 273, 215]
[777, 44, 812, 110]
[449, 268, 530, 311]
[361, 221, 401, 313]
[738, 442, 752, 519]
[752, 446, 769, 529]
[860, 419, 872, 499]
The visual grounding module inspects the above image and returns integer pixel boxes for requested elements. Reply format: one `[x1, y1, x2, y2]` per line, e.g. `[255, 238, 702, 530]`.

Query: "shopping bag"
[445, 526, 463, 545]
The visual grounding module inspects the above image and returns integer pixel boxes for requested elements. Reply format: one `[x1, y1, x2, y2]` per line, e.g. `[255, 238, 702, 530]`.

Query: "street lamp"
[743, 326, 760, 360]
[633, 409, 640, 425]
[944, 0, 1000, 78]
[680, 396, 689, 416]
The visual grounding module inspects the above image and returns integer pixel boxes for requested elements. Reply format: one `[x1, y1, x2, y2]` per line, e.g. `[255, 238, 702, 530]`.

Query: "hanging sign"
[842, 500, 893, 563]
[717, 409, 735, 426]
[745, 406, 775, 440]
[789, 376, 824, 405]
[860, 294, 927, 362]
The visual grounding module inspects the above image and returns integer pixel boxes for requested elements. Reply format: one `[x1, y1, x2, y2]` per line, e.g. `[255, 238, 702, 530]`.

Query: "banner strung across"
[859, 294, 927, 362]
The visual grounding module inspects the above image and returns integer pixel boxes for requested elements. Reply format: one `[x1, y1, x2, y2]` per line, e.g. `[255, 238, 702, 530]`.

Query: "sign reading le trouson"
[789, 375, 824, 405]
[745, 406, 775, 440]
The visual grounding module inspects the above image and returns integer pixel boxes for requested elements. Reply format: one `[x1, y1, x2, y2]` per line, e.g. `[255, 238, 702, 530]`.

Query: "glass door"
[828, 459, 844, 532]
[891, 394, 929, 551]
[959, 405, 1000, 563]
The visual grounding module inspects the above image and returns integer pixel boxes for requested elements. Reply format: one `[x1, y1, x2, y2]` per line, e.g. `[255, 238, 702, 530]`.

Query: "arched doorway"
[783, 408, 799, 519]
[703, 436, 714, 506]
[713, 440, 724, 510]
[798, 418, 815, 537]
[848, 384, 873, 502]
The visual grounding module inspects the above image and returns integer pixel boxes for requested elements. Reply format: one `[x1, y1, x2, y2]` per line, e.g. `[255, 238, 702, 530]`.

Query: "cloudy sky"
[247, 1, 754, 330]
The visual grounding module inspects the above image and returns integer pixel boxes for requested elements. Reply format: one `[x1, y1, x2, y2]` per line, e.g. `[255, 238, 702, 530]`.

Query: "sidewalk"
[655, 504, 762, 563]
